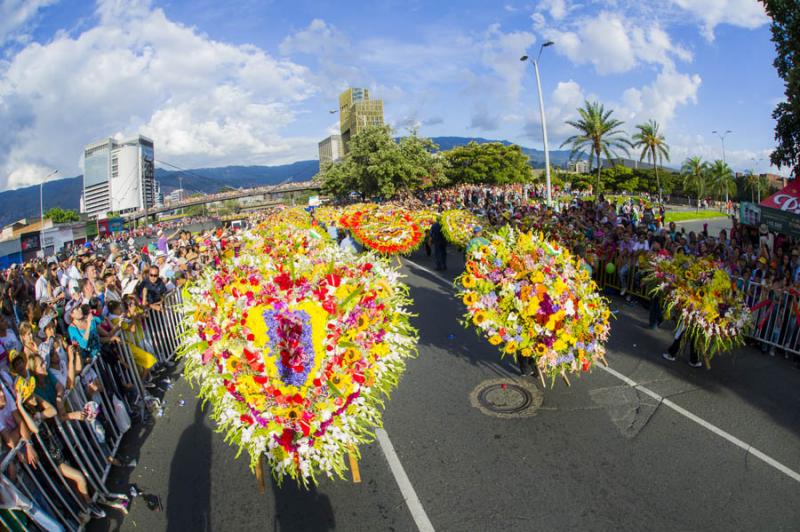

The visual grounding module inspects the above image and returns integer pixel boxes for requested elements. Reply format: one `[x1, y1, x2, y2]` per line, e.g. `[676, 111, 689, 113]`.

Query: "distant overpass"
[124, 180, 320, 221]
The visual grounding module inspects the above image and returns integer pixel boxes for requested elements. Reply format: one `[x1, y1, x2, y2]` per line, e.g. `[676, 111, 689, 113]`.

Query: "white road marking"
[403, 257, 800, 485]
[376, 428, 435, 532]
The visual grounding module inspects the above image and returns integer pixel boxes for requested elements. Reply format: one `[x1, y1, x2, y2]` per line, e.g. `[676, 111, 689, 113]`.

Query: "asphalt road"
[91, 246, 800, 532]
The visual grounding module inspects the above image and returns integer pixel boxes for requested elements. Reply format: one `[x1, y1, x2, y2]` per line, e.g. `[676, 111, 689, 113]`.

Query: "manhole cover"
[470, 378, 543, 418]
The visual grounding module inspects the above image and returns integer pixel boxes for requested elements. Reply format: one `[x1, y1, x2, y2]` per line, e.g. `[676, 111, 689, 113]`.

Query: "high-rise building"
[318, 134, 344, 165]
[82, 135, 156, 217]
[339, 88, 384, 152]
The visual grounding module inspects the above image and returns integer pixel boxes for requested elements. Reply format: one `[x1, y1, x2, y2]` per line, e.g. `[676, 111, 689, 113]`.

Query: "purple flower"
[263, 308, 316, 387]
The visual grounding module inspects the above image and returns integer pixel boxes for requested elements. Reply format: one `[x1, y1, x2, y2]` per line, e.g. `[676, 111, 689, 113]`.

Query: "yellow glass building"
[339, 88, 384, 152]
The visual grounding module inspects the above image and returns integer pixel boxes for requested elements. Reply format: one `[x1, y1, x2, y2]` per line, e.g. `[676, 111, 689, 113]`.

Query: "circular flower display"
[646, 254, 751, 366]
[440, 209, 482, 248]
[455, 225, 611, 384]
[350, 205, 423, 256]
[412, 209, 438, 232]
[178, 222, 418, 485]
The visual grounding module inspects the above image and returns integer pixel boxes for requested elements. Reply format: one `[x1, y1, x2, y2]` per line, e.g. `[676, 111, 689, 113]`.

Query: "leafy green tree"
[707, 160, 735, 201]
[632, 119, 670, 202]
[44, 207, 80, 223]
[442, 142, 533, 185]
[760, 0, 800, 177]
[561, 100, 632, 193]
[681, 156, 708, 209]
[317, 125, 442, 198]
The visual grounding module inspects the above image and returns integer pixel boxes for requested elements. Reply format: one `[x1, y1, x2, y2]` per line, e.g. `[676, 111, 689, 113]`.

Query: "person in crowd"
[429, 218, 447, 271]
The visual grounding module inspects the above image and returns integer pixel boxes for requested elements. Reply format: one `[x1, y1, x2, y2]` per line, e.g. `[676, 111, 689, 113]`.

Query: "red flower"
[274, 273, 293, 291]
[240, 414, 254, 425]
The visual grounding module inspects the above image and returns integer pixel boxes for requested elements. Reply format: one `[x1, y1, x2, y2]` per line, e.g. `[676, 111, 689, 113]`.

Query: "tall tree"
[442, 142, 533, 185]
[681, 156, 708, 210]
[632, 119, 670, 203]
[317, 125, 442, 199]
[561, 100, 632, 194]
[708, 159, 735, 201]
[760, 1, 800, 177]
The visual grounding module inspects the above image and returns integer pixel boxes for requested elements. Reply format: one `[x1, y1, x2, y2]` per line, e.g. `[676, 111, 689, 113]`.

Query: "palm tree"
[632, 119, 669, 204]
[561, 101, 632, 194]
[708, 159, 734, 203]
[681, 156, 708, 210]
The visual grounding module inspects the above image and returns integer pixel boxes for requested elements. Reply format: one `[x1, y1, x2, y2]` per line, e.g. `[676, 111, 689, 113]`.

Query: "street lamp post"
[751, 157, 764, 203]
[712, 130, 732, 206]
[522, 41, 555, 205]
[39, 169, 59, 257]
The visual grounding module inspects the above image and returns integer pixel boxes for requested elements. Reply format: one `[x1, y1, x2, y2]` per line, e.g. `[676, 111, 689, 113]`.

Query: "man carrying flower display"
[662, 324, 703, 368]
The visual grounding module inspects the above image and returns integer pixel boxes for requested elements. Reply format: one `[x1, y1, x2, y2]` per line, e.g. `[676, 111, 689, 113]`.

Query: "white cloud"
[279, 18, 350, 57]
[541, 11, 690, 75]
[537, 0, 570, 20]
[669, 0, 769, 41]
[0, 0, 57, 44]
[479, 24, 537, 101]
[616, 66, 702, 128]
[0, 0, 317, 190]
[524, 79, 587, 142]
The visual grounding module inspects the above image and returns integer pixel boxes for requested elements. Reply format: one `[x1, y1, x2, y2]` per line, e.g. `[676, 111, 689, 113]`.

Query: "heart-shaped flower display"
[456, 225, 611, 385]
[178, 212, 418, 485]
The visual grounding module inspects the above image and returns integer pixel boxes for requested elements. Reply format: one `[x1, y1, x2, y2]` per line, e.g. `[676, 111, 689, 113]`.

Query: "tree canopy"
[760, 0, 800, 177]
[632, 119, 670, 202]
[44, 207, 80, 223]
[561, 100, 632, 192]
[441, 142, 533, 186]
[318, 125, 443, 199]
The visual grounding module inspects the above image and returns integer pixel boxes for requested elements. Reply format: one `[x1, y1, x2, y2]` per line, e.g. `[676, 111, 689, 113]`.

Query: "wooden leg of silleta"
[256, 454, 266, 494]
[348, 445, 361, 483]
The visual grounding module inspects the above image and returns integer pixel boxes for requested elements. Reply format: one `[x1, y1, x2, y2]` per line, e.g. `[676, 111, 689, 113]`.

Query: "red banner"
[760, 179, 800, 214]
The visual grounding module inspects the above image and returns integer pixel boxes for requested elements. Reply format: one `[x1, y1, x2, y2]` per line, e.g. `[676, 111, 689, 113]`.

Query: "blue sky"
[0, 0, 786, 191]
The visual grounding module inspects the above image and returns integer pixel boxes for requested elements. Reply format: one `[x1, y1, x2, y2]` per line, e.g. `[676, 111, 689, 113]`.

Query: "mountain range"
[0, 136, 578, 227]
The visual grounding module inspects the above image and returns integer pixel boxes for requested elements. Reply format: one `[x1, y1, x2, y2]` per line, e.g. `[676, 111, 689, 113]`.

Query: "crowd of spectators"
[0, 219, 254, 525]
[399, 184, 800, 364]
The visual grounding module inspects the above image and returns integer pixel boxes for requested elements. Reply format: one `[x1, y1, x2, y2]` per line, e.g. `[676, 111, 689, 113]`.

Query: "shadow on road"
[271, 478, 335, 532]
[167, 400, 212, 532]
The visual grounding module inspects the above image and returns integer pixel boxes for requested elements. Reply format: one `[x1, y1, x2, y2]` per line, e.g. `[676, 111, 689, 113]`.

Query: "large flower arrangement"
[412, 209, 438, 232]
[313, 206, 340, 228]
[455, 225, 611, 385]
[440, 209, 482, 248]
[338, 203, 374, 230]
[349, 205, 423, 256]
[646, 254, 751, 365]
[178, 222, 418, 485]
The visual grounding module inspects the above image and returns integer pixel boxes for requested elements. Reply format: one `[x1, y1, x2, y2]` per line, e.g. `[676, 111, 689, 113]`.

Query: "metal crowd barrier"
[593, 251, 800, 357]
[743, 280, 800, 356]
[0, 289, 185, 530]
[594, 257, 652, 301]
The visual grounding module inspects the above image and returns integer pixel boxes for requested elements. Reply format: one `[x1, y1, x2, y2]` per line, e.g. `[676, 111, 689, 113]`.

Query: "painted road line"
[376, 428, 435, 532]
[601, 365, 800, 483]
[403, 257, 800, 485]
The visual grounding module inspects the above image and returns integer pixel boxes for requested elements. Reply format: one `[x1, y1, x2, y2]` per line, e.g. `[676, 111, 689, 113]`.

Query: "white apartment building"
[82, 135, 156, 217]
[318, 135, 344, 165]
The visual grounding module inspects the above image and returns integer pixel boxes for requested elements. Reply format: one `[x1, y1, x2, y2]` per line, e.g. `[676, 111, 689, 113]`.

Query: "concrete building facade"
[338, 88, 384, 152]
[82, 135, 156, 217]
[318, 134, 344, 165]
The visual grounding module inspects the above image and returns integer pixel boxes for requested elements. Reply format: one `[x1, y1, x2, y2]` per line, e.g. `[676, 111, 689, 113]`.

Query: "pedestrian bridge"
[124, 180, 320, 221]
